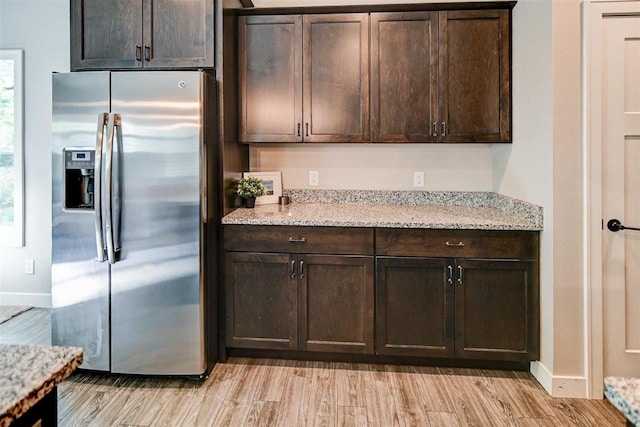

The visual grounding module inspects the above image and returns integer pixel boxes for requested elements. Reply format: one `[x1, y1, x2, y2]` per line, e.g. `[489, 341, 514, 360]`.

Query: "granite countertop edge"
[222, 217, 541, 231]
[222, 190, 543, 231]
[0, 345, 83, 427]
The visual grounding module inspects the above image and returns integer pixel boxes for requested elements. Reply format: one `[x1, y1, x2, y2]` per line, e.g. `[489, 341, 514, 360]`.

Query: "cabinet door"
[239, 15, 303, 143]
[370, 12, 438, 143]
[71, 0, 143, 70]
[376, 257, 455, 357]
[142, 0, 214, 68]
[455, 259, 538, 361]
[225, 252, 297, 350]
[299, 255, 374, 353]
[303, 14, 369, 143]
[439, 10, 511, 143]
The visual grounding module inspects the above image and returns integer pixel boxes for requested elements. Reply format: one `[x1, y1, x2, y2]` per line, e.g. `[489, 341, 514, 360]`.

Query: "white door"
[599, 4, 640, 378]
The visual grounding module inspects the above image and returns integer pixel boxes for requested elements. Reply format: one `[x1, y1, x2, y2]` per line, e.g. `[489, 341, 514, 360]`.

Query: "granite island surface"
[604, 377, 640, 426]
[0, 344, 83, 427]
[222, 190, 543, 231]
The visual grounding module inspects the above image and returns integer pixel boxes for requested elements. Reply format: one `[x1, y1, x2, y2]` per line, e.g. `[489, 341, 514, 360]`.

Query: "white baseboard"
[530, 361, 588, 398]
[530, 361, 553, 394]
[0, 292, 51, 308]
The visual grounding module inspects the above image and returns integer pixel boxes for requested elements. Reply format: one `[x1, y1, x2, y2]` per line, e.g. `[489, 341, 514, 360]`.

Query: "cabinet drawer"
[224, 225, 374, 255]
[376, 229, 538, 259]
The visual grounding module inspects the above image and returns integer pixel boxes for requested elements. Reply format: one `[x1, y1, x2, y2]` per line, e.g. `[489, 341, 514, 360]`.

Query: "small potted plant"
[237, 176, 265, 208]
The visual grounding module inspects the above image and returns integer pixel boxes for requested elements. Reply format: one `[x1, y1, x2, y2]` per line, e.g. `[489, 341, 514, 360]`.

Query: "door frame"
[584, 0, 640, 399]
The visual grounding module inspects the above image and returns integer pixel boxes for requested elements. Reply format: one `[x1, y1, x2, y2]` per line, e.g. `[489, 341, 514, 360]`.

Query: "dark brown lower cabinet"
[455, 259, 538, 361]
[376, 257, 454, 357]
[300, 255, 374, 354]
[225, 251, 374, 354]
[225, 252, 297, 350]
[376, 257, 538, 363]
[224, 225, 539, 366]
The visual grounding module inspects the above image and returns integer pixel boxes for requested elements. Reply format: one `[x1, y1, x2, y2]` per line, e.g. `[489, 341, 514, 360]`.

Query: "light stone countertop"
[604, 376, 640, 426]
[0, 344, 83, 427]
[222, 190, 543, 231]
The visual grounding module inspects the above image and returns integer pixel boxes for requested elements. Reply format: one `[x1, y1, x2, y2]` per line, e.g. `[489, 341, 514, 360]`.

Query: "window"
[0, 50, 24, 247]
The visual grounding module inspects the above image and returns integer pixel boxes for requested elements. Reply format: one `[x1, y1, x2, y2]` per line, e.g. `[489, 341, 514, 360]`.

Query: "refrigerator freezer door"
[110, 71, 206, 375]
[52, 72, 111, 371]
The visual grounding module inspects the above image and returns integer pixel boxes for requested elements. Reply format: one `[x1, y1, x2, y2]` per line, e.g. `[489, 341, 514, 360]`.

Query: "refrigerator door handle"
[105, 113, 120, 265]
[94, 112, 108, 262]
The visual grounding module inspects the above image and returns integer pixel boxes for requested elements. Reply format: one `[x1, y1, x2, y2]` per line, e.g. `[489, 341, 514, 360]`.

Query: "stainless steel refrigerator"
[52, 71, 215, 376]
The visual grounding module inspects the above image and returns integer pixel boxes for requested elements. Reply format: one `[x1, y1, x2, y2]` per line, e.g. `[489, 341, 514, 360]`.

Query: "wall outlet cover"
[309, 170, 319, 186]
[24, 259, 35, 275]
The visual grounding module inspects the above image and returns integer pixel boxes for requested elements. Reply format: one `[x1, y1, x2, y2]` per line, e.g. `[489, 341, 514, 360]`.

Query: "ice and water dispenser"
[63, 148, 95, 210]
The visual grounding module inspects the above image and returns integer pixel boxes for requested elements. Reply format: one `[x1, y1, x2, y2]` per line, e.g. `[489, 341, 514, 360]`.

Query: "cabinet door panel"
[370, 12, 438, 143]
[239, 15, 303, 142]
[376, 257, 454, 357]
[303, 14, 369, 143]
[225, 252, 297, 350]
[71, 0, 143, 70]
[300, 255, 374, 353]
[143, 0, 214, 68]
[439, 10, 510, 142]
[455, 259, 538, 361]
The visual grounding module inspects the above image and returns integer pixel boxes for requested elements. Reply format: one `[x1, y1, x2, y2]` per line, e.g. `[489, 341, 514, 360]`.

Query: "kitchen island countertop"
[222, 190, 543, 231]
[0, 344, 83, 427]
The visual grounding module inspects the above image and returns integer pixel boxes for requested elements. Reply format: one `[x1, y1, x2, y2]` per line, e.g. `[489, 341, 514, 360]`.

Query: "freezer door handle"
[94, 112, 108, 262]
[105, 113, 120, 265]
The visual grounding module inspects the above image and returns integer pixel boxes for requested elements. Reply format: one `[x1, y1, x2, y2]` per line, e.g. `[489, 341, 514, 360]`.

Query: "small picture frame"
[242, 171, 282, 205]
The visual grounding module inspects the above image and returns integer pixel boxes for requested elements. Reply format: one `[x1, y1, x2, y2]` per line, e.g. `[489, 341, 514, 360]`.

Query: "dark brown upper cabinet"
[71, 0, 215, 70]
[370, 12, 439, 143]
[239, 14, 369, 143]
[238, 15, 302, 143]
[438, 10, 511, 143]
[371, 9, 511, 143]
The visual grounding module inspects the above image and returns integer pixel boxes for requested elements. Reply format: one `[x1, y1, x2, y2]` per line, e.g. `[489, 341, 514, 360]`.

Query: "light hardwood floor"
[0, 308, 626, 426]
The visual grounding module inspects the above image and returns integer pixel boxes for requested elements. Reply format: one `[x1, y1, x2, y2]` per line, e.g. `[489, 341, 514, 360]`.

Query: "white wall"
[0, 0, 70, 307]
[252, 144, 494, 191]
[550, 0, 584, 393]
[493, 0, 557, 388]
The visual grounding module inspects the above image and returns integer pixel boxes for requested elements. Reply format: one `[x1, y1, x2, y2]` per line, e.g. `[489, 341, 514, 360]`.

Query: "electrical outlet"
[413, 171, 425, 188]
[24, 259, 35, 275]
[309, 170, 319, 186]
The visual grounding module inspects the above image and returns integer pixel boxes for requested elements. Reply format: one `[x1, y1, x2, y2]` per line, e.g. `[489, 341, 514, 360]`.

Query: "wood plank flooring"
[0, 309, 627, 426]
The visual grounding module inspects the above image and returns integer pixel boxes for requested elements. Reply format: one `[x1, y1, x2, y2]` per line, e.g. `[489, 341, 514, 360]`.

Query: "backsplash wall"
[249, 143, 494, 191]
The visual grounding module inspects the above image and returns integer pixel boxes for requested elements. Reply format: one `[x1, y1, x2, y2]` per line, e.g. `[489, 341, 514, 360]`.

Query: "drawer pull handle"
[288, 237, 306, 243]
[445, 241, 465, 247]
